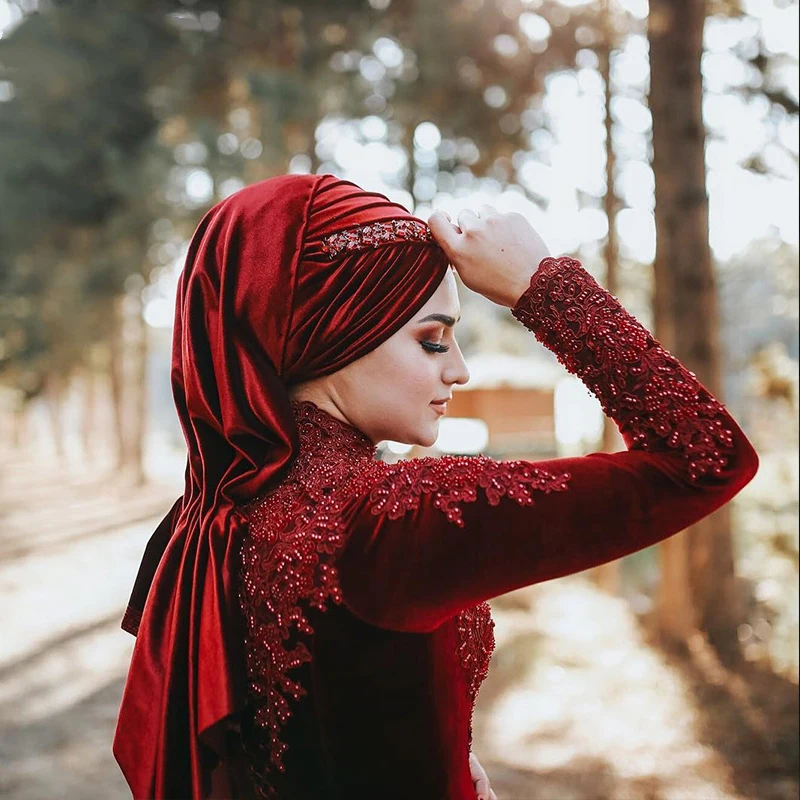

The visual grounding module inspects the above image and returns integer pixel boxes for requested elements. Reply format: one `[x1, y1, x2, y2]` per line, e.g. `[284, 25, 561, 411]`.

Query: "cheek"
[353, 339, 441, 414]
[394, 343, 439, 392]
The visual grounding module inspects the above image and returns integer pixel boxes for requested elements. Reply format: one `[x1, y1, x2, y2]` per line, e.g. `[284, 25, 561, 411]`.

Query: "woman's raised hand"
[428, 205, 551, 308]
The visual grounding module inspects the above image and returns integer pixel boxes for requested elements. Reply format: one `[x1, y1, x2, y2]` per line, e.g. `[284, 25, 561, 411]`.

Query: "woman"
[113, 173, 759, 800]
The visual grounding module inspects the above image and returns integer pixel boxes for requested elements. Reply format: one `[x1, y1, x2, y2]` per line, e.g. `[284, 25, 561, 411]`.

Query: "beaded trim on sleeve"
[511, 257, 734, 482]
[320, 219, 435, 258]
[362, 454, 571, 528]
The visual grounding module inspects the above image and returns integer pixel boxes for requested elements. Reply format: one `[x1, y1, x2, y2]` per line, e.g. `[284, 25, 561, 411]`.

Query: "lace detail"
[512, 257, 735, 482]
[362, 455, 572, 528]
[320, 219, 435, 258]
[457, 601, 495, 750]
[238, 401, 377, 795]
[290, 399, 377, 463]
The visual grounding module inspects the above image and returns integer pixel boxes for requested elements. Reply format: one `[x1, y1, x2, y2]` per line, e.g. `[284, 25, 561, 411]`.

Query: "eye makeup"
[421, 341, 451, 353]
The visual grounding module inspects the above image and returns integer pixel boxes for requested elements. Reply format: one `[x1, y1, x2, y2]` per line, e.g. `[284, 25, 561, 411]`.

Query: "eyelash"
[421, 341, 450, 354]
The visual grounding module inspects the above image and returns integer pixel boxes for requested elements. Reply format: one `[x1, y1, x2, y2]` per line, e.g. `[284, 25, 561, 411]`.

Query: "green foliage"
[0, 0, 179, 388]
[0, 0, 795, 396]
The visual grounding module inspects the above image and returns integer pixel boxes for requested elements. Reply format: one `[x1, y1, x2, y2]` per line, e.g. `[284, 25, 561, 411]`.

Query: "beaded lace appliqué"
[457, 601, 495, 750]
[362, 453, 572, 527]
[512, 257, 735, 481]
[238, 401, 378, 796]
[457, 602, 495, 704]
[320, 219, 435, 258]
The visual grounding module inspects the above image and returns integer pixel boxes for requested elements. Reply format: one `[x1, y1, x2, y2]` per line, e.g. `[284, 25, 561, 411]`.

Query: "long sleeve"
[336, 256, 760, 634]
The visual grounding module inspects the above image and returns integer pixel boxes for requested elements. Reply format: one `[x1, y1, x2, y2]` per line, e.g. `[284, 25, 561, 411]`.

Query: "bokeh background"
[0, 1, 797, 798]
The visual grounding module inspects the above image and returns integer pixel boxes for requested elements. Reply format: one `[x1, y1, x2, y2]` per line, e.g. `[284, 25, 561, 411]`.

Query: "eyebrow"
[416, 313, 461, 327]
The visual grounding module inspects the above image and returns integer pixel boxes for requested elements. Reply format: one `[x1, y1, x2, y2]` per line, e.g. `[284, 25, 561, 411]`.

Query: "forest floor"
[476, 582, 798, 800]
[0, 439, 797, 800]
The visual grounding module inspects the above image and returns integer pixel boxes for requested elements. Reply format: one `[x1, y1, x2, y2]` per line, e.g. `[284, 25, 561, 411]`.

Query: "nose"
[444, 342, 470, 388]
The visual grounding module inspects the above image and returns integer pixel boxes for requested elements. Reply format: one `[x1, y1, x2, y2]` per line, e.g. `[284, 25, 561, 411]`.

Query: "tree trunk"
[404, 118, 418, 204]
[44, 372, 66, 463]
[11, 393, 27, 449]
[81, 366, 96, 464]
[591, 0, 622, 596]
[109, 294, 128, 473]
[130, 287, 149, 487]
[648, 0, 744, 663]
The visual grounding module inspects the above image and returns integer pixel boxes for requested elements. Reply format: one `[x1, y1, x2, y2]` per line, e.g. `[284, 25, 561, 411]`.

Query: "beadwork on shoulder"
[358, 454, 572, 528]
[512, 257, 735, 483]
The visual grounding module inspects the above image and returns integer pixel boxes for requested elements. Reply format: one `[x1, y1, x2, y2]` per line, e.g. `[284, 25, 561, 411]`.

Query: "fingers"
[474, 776, 491, 799]
[428, 204, 500, 261]
[470, 751, 491, 800]
[456, 208, 481, 232]
[428, 210, 461, 257]
[475, 780, 497, 800]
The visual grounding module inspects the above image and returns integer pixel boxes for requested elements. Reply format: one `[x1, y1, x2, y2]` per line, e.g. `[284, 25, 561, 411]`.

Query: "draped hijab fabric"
[113, 173, 451, 799]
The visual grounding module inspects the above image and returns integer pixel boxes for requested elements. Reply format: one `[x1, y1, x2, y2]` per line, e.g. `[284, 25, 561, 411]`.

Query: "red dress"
[236, 257, 759, 799]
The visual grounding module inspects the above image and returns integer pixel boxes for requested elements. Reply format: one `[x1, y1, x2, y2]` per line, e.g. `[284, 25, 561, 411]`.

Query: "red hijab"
[112, 174, 450, 798]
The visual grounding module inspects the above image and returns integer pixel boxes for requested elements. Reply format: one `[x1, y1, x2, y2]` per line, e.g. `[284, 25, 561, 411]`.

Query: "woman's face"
[293, 267, 470, 447]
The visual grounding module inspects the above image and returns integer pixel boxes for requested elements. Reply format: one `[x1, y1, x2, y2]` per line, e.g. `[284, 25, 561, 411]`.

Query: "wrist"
[504, 256, 549, 308]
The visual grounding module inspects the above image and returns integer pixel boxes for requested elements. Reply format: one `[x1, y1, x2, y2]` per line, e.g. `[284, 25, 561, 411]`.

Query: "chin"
[416, 427, 439, 448]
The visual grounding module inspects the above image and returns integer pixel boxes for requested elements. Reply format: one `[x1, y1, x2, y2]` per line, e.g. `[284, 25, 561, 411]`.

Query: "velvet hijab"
[113, 173, 450, 799]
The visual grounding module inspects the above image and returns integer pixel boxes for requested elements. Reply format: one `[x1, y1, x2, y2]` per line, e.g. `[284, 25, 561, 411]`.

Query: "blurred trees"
[0, 0, 179, 475]
[0, 0, 588, 472]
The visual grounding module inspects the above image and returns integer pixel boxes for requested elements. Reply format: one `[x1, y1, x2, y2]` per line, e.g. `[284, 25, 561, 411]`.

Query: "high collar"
[290, 399, 378, 462]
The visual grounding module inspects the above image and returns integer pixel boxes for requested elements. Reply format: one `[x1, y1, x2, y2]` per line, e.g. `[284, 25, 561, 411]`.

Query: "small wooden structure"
[412, 353, 564, 460]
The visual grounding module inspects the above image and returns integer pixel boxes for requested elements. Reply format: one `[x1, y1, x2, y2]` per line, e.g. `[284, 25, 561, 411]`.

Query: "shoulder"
[351, 454, 572, 528]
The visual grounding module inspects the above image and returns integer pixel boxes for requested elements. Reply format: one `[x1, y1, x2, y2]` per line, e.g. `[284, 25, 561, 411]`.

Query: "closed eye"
[421, 341, 450, 353]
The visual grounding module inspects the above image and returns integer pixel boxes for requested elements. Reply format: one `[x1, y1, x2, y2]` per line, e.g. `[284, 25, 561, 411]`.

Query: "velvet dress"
[235, 256, 759, 799]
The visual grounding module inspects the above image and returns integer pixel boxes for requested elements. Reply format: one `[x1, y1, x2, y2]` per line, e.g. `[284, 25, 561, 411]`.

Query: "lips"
[430, 399, 448, 414]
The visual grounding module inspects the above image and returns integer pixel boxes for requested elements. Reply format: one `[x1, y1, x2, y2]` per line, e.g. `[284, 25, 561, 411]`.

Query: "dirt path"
[0, 444, 180, 800]
[474, 582, 798, 800]
[0, 444, 797, 800]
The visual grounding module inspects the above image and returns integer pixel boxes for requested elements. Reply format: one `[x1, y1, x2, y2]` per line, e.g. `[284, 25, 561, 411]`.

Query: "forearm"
[510, 256, 759, 482]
